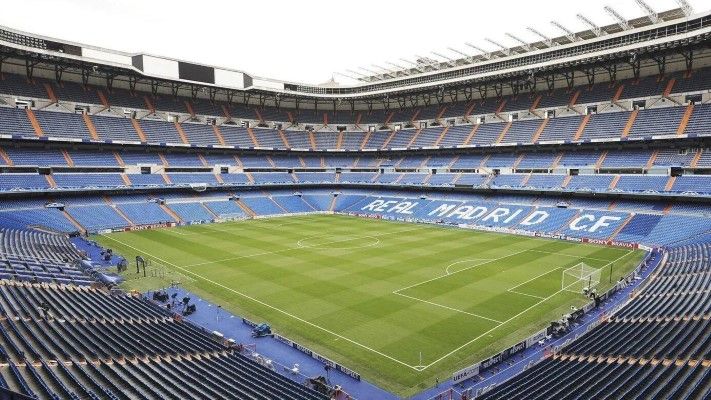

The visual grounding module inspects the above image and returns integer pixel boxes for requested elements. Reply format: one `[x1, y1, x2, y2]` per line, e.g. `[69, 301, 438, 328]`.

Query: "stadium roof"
[0, 2, 709, 108]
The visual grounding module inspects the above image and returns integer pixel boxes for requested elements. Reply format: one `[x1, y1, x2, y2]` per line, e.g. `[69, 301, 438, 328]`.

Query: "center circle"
[297, 235, 380, 249]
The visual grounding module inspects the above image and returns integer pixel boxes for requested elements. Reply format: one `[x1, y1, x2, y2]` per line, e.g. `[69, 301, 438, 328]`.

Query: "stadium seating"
[0, 229, 90, 284]
[0, 280, 326, 399]
[117, 202, 175, 225]
[168, 202, 215, 222]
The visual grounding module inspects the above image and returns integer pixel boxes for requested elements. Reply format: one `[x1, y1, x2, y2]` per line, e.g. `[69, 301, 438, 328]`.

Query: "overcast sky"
[0, 0, 705, 84]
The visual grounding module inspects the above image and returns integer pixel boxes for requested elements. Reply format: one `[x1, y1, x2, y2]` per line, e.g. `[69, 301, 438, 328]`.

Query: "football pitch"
[95, 214, 645, 396]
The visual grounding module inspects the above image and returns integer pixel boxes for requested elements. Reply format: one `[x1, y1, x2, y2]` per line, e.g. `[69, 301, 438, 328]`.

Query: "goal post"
[562, 263, 601, 293]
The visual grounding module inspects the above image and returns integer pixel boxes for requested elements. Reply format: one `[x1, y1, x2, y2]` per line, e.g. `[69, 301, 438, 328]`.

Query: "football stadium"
[0, 0, 709, 398]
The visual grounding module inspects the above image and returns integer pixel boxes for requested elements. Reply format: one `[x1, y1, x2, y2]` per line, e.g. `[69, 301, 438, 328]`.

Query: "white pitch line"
[296, 233, 381, 249]
[421, 288, 566, 370]
[420, 249, 637, 370]
[507, 267, 564, 292]
[445, 259, 494, 275]
[393, 292, 504, 324]
[393, 248, 532, 293]
[393, 245, 613, 294]
[526, 249, 613, 262]
[182, 225, 426, 268]
[164, 216, 318, 236]
[507, 250, 631, 294]
[101, 234, 422, 371]
[507, 290, 546, 300]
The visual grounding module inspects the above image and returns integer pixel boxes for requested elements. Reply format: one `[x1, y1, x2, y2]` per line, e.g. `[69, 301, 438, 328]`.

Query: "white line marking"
[445, 259, 494, 275]
[394, 248, 531, 293]
[422, 287, 565, 369]
[507, 267, 563, 292]
[100, 234, 422, 370]
[296, 234, 381, 250]
[182, 225, 425, 268]
[393, 292, 504, 324]
[421, 250, 636, 370]
[507, 290, 546, 300]
[164, 215, 317, 236]
[526, 249, 612, 262]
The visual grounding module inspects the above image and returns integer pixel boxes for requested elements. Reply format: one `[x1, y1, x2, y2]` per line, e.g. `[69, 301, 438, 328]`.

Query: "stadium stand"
[0, 280, 327, 400]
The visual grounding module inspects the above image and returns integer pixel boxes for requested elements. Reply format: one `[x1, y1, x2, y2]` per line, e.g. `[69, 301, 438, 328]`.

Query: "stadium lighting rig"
[446, 47, 476, 61]
[333, 71, 360, 81]
[526, 27, 554, 47]
[371, 65, 398, 79]
[384, 61, 413, 76]
[398, 58, 427, 73]
[339, 3, 696, 85]
[550, 21, 579, 42]
[357, 66, 381, 77]
[464, 42, 492, 60]
[505, 33, 532, 51]
[344, 69, 370, 80]
[675, 0, 693, 16]
[635, 0, 659, 23]
[414, 55, 441, 67]
[430, 51, 458, 67]
[384, 61, 407, 70]
[576, 14, 604, 37]
[485, 38, 511, 56]
[604, 6, 631, 30]
[302, 0, 693, 92]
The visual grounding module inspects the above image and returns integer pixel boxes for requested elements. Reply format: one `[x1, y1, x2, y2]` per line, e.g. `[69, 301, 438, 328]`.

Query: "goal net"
[562, 263, 601, 293]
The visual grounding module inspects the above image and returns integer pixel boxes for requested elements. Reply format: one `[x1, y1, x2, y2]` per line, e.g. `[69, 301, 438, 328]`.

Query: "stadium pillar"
[246, 128, 259, 147]
[25, 108, 44, 137]
[620, 109, 639, 138]
[434, 126, 450, 146]
[359, 130, 372, 150]
[130, 119, 148, 142]
[0, 147, 14, 166]
[278, 130, 290, 148]
[573, 114, 591, 141]
[463, 125, 479, 145]
[676, 104, 694, 135]
[82, 114, 101, 140]
[211, 125, 226, 146]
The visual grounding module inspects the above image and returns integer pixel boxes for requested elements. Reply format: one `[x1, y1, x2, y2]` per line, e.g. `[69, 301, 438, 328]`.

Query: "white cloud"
[0, 0, 704, 84]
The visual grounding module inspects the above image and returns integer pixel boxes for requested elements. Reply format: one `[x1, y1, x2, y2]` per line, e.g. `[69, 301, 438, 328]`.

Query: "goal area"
[562, 263, 601, 293]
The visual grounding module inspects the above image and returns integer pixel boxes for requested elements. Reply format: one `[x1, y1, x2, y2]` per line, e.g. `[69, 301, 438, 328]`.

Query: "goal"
[562, 263, 601, 293]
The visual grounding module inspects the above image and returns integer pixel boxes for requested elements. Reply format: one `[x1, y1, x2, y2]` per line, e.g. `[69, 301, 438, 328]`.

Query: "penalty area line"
[393, 292, 504, 324]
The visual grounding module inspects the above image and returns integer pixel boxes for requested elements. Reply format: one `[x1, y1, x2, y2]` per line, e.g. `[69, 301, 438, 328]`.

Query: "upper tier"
[0, 66, 709, 150]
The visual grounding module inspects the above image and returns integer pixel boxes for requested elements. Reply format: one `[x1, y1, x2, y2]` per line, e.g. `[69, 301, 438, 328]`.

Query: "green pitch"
[95, 214, 644, 396]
